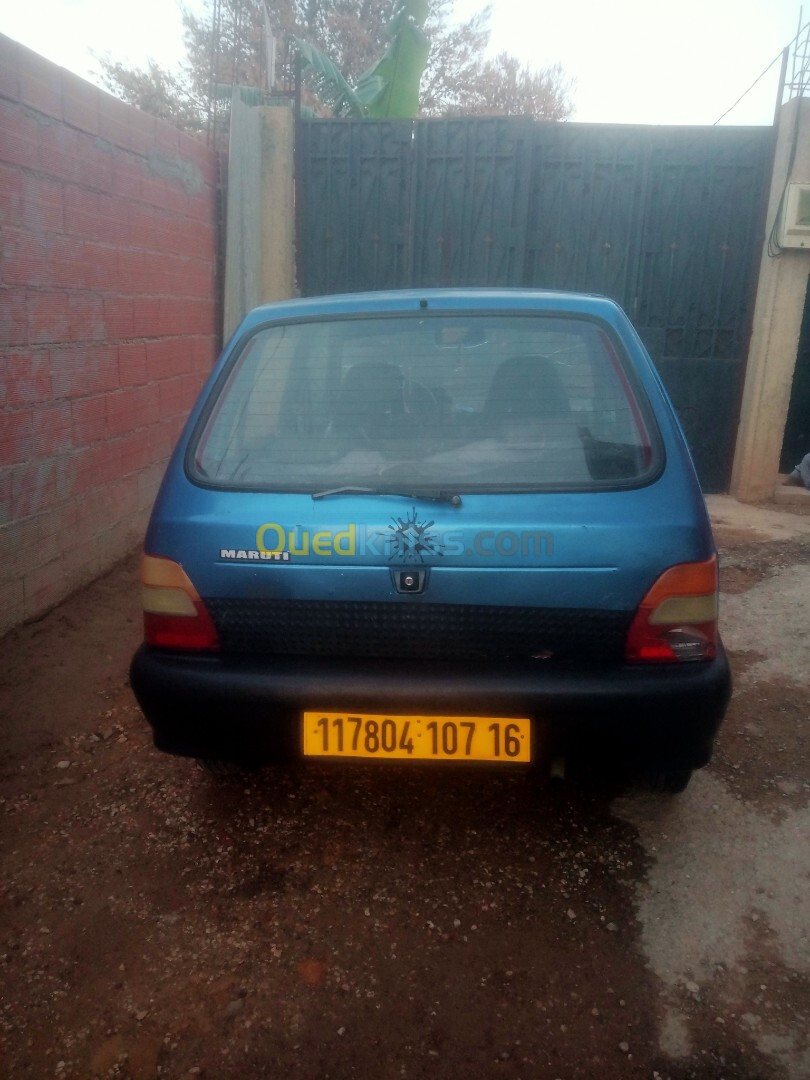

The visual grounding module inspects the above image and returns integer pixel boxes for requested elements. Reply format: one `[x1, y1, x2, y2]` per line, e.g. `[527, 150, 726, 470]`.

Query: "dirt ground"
[1, 496, 809, 1080]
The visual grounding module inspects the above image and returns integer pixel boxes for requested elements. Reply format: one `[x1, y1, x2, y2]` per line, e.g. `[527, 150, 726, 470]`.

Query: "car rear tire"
[646, 768, 693, 793]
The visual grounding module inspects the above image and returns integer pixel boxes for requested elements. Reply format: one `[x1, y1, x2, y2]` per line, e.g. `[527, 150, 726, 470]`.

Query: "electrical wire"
[713, 20, 810, 126]
[766, 17, 810, 257]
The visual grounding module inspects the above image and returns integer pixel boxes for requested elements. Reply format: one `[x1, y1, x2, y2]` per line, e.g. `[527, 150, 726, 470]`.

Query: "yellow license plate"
[302, 713, 531, 763]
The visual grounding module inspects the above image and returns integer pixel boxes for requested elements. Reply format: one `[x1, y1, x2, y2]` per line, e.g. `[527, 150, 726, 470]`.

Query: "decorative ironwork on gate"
[296, 118, 774, 491]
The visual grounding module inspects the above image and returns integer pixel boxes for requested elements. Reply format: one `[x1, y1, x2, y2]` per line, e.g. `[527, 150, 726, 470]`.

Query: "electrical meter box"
[779, 182, 810, 248]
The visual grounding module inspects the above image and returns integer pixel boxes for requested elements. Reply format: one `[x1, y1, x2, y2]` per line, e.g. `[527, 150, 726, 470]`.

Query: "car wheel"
[646, 768, 693, 794]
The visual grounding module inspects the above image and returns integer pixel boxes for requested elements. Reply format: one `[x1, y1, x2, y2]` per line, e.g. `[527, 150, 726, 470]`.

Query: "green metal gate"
[296, 118, 774, 491]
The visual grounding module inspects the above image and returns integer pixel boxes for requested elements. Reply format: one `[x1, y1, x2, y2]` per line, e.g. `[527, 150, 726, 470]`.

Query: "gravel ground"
[0, 498, 808, 1080]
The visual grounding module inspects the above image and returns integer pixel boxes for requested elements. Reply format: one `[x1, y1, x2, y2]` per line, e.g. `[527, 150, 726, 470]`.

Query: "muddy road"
[1, 497, 808, 1079]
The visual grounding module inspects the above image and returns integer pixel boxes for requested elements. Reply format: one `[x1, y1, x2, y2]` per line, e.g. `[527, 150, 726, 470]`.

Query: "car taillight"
[625, 556, 718, 663]
[140, 554, 219, 651]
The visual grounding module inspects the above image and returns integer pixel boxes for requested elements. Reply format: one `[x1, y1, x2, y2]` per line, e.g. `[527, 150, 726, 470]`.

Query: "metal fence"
[296, 118, 775, 490]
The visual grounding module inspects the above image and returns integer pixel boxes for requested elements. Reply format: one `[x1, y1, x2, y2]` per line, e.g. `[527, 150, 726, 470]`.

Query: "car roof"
[239, 289, 625, 331]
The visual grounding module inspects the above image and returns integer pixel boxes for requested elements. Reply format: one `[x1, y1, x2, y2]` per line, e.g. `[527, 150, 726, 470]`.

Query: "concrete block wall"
[0, 35, 221, 635]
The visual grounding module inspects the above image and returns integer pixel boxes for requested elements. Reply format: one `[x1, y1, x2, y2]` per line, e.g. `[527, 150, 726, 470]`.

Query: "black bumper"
[130, 644, 731, 772]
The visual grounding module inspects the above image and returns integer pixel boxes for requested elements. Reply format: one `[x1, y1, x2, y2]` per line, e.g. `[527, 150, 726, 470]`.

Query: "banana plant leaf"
[355, 0, 430, 118]
[292, 0, 430, 120]
[290, 37, 365, 118]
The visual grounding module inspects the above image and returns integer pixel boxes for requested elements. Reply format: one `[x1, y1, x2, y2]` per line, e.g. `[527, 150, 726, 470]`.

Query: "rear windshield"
[191, 313, 659, 492]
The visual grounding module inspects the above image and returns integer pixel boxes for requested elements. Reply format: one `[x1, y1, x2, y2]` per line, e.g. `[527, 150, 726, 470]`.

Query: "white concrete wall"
[731, 98, 810, 502]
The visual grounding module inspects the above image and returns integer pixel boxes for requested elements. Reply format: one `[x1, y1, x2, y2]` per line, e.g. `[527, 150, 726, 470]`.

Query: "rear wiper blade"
[312, 486, 462, 506]
[311, 486, 378, 500]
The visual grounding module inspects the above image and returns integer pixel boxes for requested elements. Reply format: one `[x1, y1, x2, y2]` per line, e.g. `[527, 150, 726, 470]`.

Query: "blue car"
[130, 289, 731, 791]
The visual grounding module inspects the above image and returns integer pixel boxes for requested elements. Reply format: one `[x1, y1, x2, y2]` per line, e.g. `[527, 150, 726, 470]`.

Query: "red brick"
[24, 555, 66, 617]
[153, 120, 181, 157]
[105, 391, 135, 438]
[118, 343, 148, 386]
[95, 192, 131, 246]
[155, 297, 192, 336]
[135, 461, 162, 509]
[158, 374, 195, 421]
[67, 485, 103, 542]
[84, 440, 122, 492]
[128, 109, 157, 157]
[20, 172, 64, 233]
[79, 143, 116, 192]
[115, 425, 149, 473]
[3, 351, 52, 405]
[0, 162, 23, 226]
[43, 233, 90, 288]
[112, 158, 143, 201]
[197, 301, 218, 339]
[182, 219, 217, 260]
[0, 511, 62, 578]
[168, 185, 193, 218]
[0, 289, 28, 347]
[149, 301, 191, 338]
[128, 203, 165, 250]
[11, 459, 58, 520]
[146, 338, 185, 381]
[191, 336, 219, 369]
[141, 175, 189, 216]
[97, 515, 143, 564]
[64, 186, 100, 239]
[103, 469, 139, 521]
[143, 251, 186, 294]
[54, 456, 79, 504]
[67, 291, 105, 342]
[172, 298, 208, 338]
[71, 394, 108, 446]
[181, 370, 207, 400]
[36, 123, 83, 183]
[149, 420, 176, 464]
[31, 400, 72, 456]
[179, 134, 218, 185]
[17, 48, 62, 119]
[98, 96, 133, 151]
[61, 540, 101, 588]
[50, 344, 119, 398]
[0, 35, 21, 101]
[0, 466, 11, 526]
[0, 228, 48, 287]
[0, 408, 34, 466]
[0, 580, 25, 633]
[116, 249, 153, 295]
[60, 72, 100, 135]
[0, 100, 39, 169]
[184, 258, 216, 299]
[79, 243, 120, 290]
[26, 290, 70, 344]
[131, 298, 162, 337]
[117, 427, 153, 475]
[131, 382, 160, 427]
[103, 295, 134, 339]
[187, 188, 218, 223]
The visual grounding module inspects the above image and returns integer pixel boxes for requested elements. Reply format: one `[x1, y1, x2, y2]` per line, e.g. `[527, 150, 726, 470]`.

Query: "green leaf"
[291, 37, 365, 118]
[355, 1, 430, 118]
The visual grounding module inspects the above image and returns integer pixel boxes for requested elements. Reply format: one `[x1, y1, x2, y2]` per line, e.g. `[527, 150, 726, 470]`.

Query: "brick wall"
[0, 36, 221, 636]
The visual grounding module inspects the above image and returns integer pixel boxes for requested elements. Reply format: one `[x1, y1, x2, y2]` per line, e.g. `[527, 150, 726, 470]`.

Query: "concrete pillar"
[731, 98, 810, 502]
[259, 105, 296, 304]
[223, 98, 296, 340]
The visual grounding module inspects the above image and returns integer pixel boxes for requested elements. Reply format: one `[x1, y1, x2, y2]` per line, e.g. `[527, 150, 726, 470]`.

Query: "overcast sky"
[0, 0, 804, 126]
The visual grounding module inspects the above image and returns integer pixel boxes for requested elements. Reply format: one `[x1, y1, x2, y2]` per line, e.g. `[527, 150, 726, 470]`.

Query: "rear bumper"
[130, 644, 732, 771]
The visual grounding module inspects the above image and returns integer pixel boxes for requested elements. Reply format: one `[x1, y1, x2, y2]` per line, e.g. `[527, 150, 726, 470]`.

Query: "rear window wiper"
[312, 485, 462, 506]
